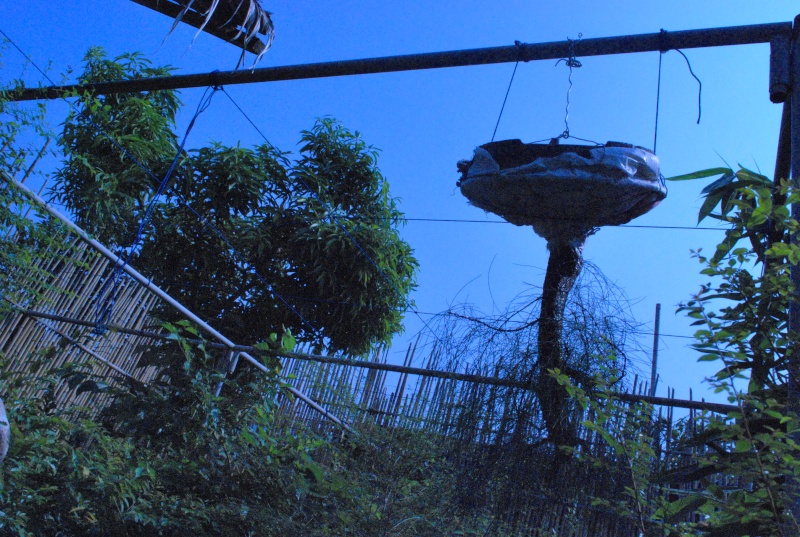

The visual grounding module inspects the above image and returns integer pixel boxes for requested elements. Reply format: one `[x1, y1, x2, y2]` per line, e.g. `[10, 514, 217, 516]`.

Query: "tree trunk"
[536, 237, 585, 445]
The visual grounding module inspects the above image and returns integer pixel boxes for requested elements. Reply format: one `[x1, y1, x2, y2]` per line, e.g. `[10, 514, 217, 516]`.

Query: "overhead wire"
[358, 217, 729, 231]
[17, 305, 699, 345]
[94, 85, 217, 332]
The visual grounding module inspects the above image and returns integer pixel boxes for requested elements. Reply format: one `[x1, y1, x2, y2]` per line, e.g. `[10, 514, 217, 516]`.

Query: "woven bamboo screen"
[0, 230, 163, 412]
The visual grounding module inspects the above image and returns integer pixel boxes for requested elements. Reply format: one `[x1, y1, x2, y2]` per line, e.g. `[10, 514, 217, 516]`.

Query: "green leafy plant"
[54, 49, 418, 355]
[658, 167, 800, 536]
[0, 324, 357, 536]
[555, 362, 672, 536]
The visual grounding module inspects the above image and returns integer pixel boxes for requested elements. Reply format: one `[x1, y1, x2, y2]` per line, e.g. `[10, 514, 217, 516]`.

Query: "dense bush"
[0, 324, 520, 536]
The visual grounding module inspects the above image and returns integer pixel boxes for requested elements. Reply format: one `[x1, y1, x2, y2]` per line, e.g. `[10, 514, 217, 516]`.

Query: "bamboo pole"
[12, 306, 741, 413]
[6, 299, 139, 381]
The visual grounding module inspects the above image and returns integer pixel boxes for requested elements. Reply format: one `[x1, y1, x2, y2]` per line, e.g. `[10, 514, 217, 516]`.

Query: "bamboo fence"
[0, 179, 733, 536]
[0, 230, 163, 413]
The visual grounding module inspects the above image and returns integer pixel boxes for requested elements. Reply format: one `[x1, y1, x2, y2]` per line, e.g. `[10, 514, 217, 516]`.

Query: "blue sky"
[2, 2, 798, 403]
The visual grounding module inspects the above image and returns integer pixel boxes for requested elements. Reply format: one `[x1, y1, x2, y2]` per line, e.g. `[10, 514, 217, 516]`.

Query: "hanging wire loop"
[555, 33, 583, 140]
[653, 28, 702, 142]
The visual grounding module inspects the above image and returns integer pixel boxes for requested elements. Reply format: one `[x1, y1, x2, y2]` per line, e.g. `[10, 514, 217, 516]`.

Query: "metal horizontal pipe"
[1, 170, 352, 432]
[7, 21, 792, 102]
[15, 307, 739, 414]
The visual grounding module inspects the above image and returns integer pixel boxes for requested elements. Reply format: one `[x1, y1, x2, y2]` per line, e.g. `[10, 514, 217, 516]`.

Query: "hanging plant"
[457, 138, 666, 445]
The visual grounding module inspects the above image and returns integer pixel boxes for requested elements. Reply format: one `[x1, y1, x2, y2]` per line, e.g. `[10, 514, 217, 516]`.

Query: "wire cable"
[555, 33, 582, 140]
[653, 44, 664, 154]
[490, 41, 523, 142]
[94, 86, 217, 332]
[654, 28, 702, 142]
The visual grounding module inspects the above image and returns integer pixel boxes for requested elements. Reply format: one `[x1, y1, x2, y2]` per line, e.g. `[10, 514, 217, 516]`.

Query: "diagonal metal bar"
[1, 170, 352, 433]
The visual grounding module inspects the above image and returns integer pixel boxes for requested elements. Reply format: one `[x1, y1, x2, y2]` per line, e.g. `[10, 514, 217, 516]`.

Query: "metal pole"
[7, 22, 792, 102]
[650, 303, 661, 397]
[5, 306, 740, 413]
[788, 13, 800, 529]
[1, 170, 352, 432]
[776, 101, 792, 183]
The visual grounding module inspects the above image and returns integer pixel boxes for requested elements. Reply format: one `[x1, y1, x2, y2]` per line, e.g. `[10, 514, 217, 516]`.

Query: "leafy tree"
[54, 49, 417, 355]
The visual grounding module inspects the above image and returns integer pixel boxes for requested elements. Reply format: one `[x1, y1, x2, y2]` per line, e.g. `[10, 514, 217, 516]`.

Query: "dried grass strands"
[133, 0, 274, 66]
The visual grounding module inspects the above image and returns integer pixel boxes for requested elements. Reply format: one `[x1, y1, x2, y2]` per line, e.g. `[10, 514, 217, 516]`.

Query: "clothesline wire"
[343, 216, 729, 231]
[18, 304, 699, 343]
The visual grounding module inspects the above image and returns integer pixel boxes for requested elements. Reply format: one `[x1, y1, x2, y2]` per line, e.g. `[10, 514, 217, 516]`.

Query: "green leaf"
[666, 167, 731, 181]
[698, 190, 725, 223]
[700, 173, 734, 195]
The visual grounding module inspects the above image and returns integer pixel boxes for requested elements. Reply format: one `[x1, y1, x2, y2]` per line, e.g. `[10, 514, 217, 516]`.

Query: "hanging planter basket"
[457, 139, 666, 243]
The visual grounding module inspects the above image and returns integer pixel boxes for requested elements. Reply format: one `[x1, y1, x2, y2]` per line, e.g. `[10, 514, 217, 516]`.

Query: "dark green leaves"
[666, 164, 800, 535]
[668, 166, 772, 224]
[54, 51, 417, 356]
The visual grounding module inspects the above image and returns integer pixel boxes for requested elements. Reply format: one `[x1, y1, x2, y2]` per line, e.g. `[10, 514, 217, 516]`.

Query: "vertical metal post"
[649, 303, 661, 397]
[771, 33, 791, 104]
[788, 13, 800, 528]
